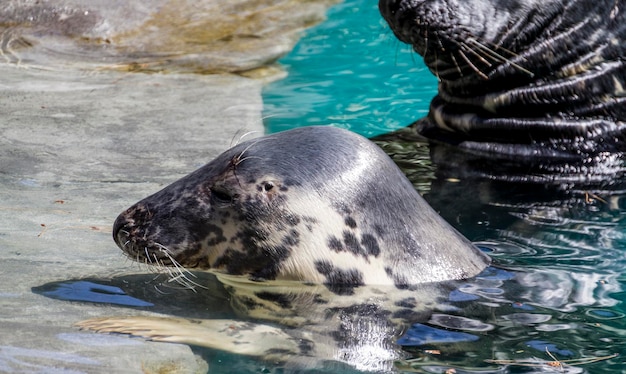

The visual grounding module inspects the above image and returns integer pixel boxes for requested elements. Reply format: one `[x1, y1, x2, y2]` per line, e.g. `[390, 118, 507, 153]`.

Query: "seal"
[379, 0, 626, 159]
[112, 125, 489, 288]
[78, 126, 490, 372]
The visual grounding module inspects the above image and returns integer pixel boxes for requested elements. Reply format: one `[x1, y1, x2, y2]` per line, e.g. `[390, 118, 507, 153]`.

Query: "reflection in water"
[375, 134, 626, 372]
[37, 274, 455, 372]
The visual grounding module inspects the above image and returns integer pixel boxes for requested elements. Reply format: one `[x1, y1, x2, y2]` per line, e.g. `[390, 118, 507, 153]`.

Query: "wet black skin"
[379, 0, 626, 160]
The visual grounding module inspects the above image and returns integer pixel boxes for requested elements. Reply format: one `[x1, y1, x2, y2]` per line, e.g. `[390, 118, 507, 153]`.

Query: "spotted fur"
[113, 126, 489, 287]
[84, 126, 490, 372]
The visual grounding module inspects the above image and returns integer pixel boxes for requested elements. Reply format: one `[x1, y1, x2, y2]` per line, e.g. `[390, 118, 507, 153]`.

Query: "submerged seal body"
[113, 125, 489, 288]
[379, 0, 626, 159]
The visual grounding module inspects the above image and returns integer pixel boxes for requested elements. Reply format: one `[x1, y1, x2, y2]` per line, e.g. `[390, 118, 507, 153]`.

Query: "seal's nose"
[112, 212, 130, 248]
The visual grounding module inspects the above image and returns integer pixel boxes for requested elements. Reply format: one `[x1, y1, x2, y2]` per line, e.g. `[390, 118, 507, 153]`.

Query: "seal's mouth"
[112, 206, 211, 272]
[379, 0, 541, 83]
[112, 209, 175, 266]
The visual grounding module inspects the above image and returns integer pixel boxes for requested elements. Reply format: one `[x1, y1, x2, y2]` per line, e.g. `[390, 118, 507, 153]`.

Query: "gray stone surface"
[0, 65, 264, 373]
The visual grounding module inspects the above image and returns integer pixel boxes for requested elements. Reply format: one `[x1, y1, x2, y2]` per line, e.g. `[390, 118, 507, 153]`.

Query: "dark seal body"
[379, 0, 626, 159]
[113, 126, 489, 288]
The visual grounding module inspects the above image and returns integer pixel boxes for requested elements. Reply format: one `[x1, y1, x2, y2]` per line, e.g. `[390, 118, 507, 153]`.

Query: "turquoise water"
[262, 0, 437, 138]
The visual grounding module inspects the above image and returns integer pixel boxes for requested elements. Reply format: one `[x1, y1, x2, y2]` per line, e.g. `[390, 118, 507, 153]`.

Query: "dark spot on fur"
[206, 223, 227, 246]
[384, 266, 411, 290]
[251, 245, 290, 281]
[385, 267, 393, 277]
[361, 234, 380, 257]
[327, 236, 343, 252]
[303, 216, 318, 224]
[314, 260, 364, 295]
[212, 234, 290, 280]
[373, 224, 386, 237]
[212, 248, 245, 274]
[255, 292, 293, 309]
[279, 185, 288, 192]
[283, 230, 300, 246]
[344, 216, 357, 228]
[395, 282, 411, 290]
[343, 230, 363, 256]
[285, 214, 300, 226]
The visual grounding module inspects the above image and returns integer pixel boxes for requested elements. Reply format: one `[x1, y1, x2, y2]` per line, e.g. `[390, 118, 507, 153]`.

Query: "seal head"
[380, 0, 626, 158]
[113, 126, 489, 289]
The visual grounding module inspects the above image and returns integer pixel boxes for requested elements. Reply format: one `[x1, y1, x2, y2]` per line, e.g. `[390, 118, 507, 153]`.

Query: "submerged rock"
[0, 0, 338, 74]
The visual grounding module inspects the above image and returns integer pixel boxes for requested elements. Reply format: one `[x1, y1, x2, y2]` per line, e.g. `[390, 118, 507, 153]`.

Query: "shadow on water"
[32, 273, 233, 320]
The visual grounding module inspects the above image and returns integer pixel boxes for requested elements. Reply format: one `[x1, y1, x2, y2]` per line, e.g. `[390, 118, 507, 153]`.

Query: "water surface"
[263, 0, 437, 138]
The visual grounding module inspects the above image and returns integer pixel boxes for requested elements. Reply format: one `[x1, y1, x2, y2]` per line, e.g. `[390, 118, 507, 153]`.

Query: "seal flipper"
[76, 316, 307, 359]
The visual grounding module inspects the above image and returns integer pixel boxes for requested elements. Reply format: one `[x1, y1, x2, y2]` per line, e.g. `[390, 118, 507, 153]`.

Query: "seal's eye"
[210, 187, 233, 203]
[263, 182, 274, 192]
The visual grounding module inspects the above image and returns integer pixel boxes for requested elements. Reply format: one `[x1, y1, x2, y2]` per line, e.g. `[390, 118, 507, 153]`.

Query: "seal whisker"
[230, 129, 262, 148]
[422, 27, 429, 58]
[153, 242, 208, 291]
[468, 38, 521, 59]
[457, 48, 489, 80]
[235, 156, 263, 164]
[458, 42, 492, 68]
[466, 38, 534, 77]
[144, 248, 152, 264]
[449, 52, 464, 77]
[152, 284, 170, 295]
[232, 138, 270, 167]
[166, 274, 204, 292]
[228, 137, 274, 188]
[151, 253, 164, 271]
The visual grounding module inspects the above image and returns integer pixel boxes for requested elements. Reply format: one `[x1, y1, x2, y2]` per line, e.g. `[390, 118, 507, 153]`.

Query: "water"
[262, 0, 437, 138]
[260, 0, 626, 372]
